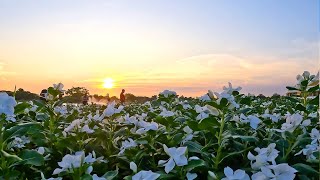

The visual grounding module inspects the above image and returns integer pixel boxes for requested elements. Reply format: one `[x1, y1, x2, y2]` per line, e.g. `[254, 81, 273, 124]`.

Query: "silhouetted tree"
[271, 93, 281, 99]
[257, 94, 266, 99]
[0, 89, 39, 101]
[63, 87, 89, 103]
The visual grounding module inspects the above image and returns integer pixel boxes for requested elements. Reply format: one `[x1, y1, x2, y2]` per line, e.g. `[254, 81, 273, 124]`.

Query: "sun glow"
[103, 78, 114, 89]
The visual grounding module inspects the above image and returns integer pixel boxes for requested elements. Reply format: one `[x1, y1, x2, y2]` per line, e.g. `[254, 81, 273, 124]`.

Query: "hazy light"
[103, 78, 114, 89]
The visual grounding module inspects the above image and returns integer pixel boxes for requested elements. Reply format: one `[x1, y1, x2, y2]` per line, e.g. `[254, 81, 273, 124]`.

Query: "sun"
[103, 78, 114, 89]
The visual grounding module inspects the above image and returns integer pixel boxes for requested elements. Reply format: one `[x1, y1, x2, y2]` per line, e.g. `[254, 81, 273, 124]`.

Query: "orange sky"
[0, 1, 319, 97]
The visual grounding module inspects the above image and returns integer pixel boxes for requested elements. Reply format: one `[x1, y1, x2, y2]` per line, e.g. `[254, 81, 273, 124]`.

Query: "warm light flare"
[103, 78, 114, 89]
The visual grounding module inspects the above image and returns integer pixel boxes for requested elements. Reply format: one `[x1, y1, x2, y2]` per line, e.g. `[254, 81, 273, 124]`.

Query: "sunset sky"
[0, 0, 319, 97]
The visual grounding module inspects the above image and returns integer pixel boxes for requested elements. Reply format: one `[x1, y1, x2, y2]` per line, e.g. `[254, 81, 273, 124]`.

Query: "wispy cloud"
[0, 62, 16, 77]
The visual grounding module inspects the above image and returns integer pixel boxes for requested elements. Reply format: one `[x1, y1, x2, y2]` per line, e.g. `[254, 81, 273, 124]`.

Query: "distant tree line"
[0, 88, 39, 101]
[0, 87, 157, 103]
[0, 87, 284, 103]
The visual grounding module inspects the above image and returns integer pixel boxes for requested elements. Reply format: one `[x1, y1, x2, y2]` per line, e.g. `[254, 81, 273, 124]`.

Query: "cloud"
[0, 62, 16, 77]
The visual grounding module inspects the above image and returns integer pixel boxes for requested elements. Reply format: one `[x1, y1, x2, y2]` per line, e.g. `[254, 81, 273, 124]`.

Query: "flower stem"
[214, 112, 225, 170]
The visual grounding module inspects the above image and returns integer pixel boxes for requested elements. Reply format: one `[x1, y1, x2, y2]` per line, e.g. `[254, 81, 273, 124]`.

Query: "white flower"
[260, 164, 297, 180]
[160, 90, 177, 98]
[262, 111, 281, 123]
[53, 152, 83, 175]
[130, 162, 138, 173]
[295, 128, 320, 160]
[180, 101, 192, 109]
[45, 93, 54, 101]
[181, 126, 196, 144]
[84, 152, 97, 163]
[37, 147, 45, 155]
[276, 113, 303, 133]
[221, 167, 250, 180]
[239, 114, 261, 130]
[92, 174, 106, 180]
[188, 156, 200, 160]
[195, 105, 219, 121]
[223, 82, 242, 94]
[159, 108, 175, 117]
[64, 119, 83, 133]
[81, 125, 95, 134]
[5, 115, 16, 122]
[208, 171, 218, 179]
[247, 152, 269, 170]
[256, 143, 279, 164]
[310, 128, 320, 144]
[251, 171, 268, 180]
[103, 101, 124, 117]
[119, 138, 137, 155]
[186, 172, 197, 180]
[199, 94, 211, 102]
[86, 166, 93, 174]
[123, 114, 138, 125]
[25, 101, 38, 114]
[158, 144, 188, 173]
[8, 136, 30, 149]
[54, 106, 68, 116]
[136, 121, 158, 134]
[295, 143, 319, 160]
[296, 74, 304, 83]
[308, 112, 318, 118]
[90, 111, 104, 121]
[132, 170, 160, 180]
[247, 143, 279, 170]
[214, 92, 240, 109]
[301, 119, 311, 127]
[53, 83, 64, 92]
[309, 71, 319, 86]
[53, 151, 101, 175]
[302, 71, 310, 79]
[0, 92, 17, 117]
[208, 90, 215, 99]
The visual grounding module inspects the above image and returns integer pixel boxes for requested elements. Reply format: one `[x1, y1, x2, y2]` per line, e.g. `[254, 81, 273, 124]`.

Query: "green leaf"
[220, 98, 228, 107]
[232, 135, 258, 142]
[103, 167, 119, 180]
[219, 147, 252, 164]
[184, 141, 203, 154]
[285, 96, 300, 103]
[187, 121, 200, 131]
[123, 176, 132, 180]
[301, 80, 308, 87]
[1, 150, 22, 163]
[207, 101, 222, 109]
[307, 85, 319, 92]
[298, 175, 311, 180]
[169, 133, 184, 146]
[4, 122, 41, 141]
[286, 86, 299, 91]
[19, 150, 44, 166]
[48, 87, 59, 97]
[292, 163, 319, 176]
[14, 102, 31, 114]
[81, 174, 92, 180]
[232, 91, 240, 96]
[240, 97, 251, 106]
[174, 117, 187, 123]
[295, 104, 306, 111]
[198, 117, 220, 130]
[157, 172, 176, 179]
[185, 159, 207, 171]
[309, 95, 319, 106]
[36, 113, 49, 121]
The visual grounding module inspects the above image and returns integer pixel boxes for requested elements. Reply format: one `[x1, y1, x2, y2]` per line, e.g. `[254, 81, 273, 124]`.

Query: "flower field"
[0, 71, 319, 180]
